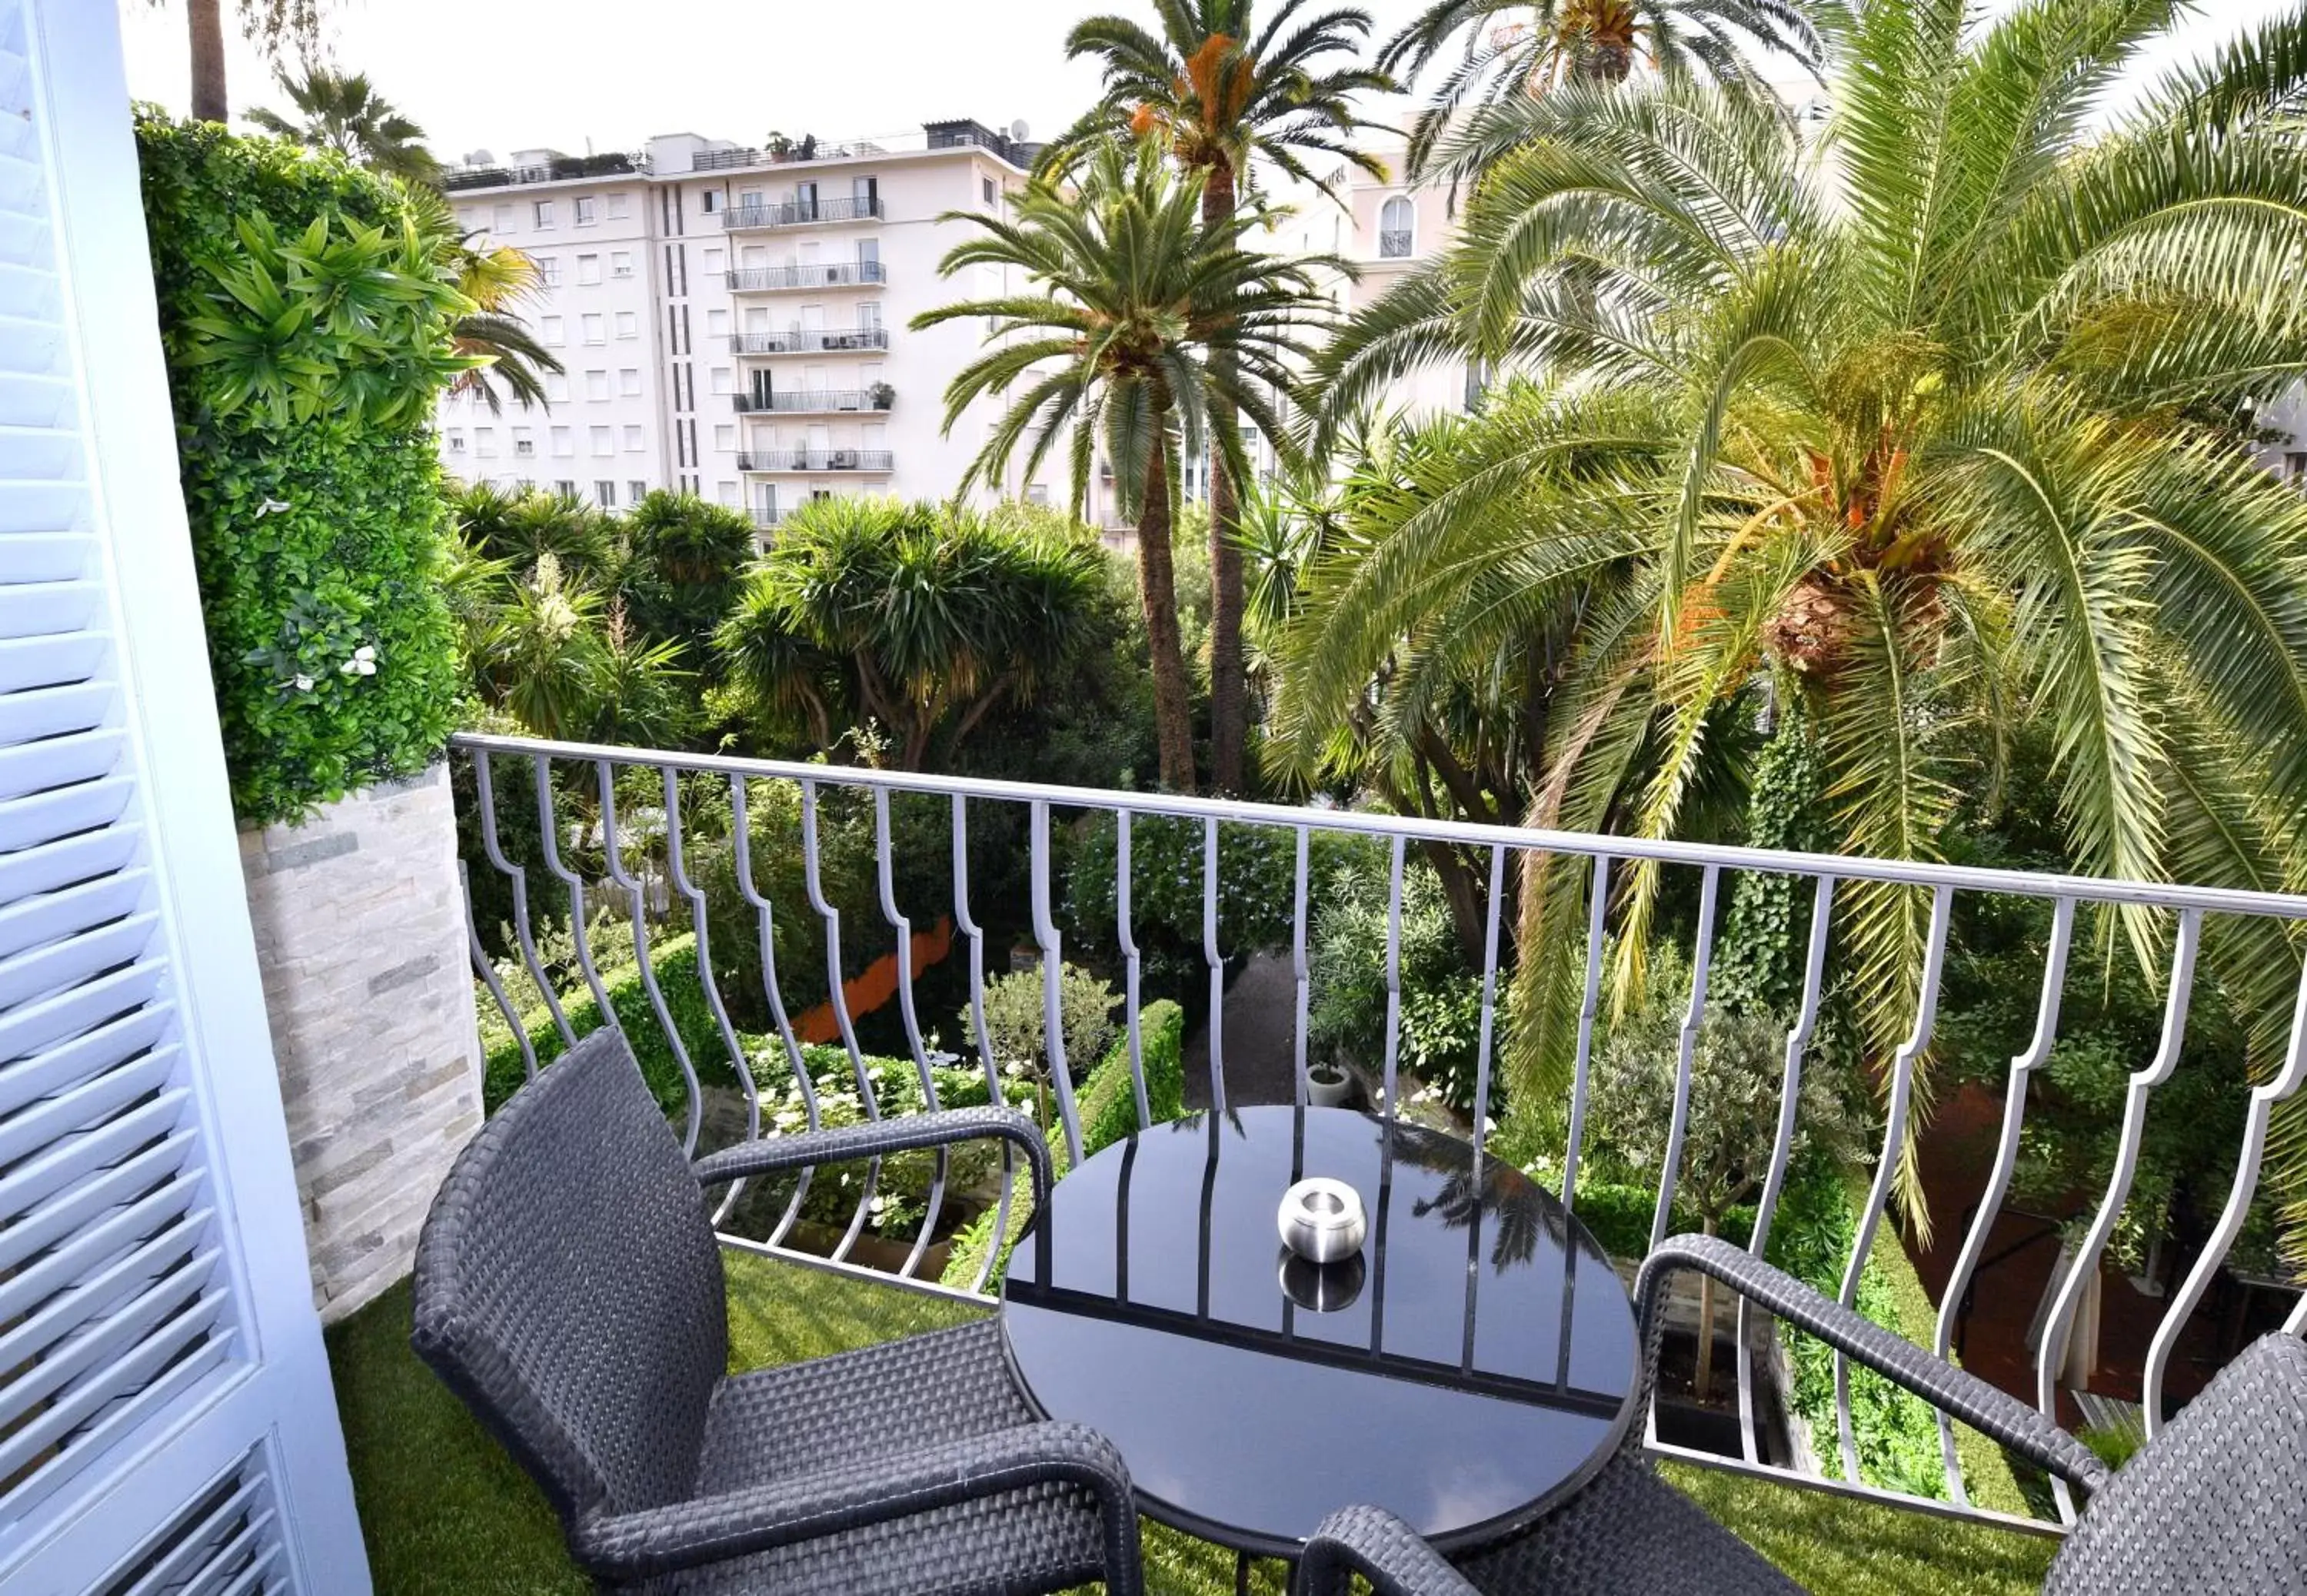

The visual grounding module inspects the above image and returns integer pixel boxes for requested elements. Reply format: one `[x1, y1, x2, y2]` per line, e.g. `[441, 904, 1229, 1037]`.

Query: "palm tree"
[249, 65, 437, 181]
[1380, 0, 1826, 178]
[402, 188, 564, 417]
[914, 139, 1340, 791]
[1046, 0, 1395, 792]
[1287, 4, 2307, 1222]
[148, 0, 324, 123]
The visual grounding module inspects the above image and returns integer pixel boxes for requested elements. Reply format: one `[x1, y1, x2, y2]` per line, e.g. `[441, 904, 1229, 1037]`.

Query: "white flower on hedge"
[340, 645, 378, 677]
[255, 497, 291, 517]
[290, 673, 315, 693]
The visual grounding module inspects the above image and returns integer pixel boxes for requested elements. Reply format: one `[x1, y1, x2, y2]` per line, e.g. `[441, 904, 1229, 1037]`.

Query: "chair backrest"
[411, 1029, 727, 1523]
[2046, 1332, 2307, 1594]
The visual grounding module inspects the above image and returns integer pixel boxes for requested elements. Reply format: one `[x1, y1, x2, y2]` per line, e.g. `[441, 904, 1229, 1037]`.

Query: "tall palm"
[1047, 0, 1395, 791]
[1288, 2, 2307, 1225]
[148, 0, 324, 124]
[1381, 0, 1828, 177]
[249, 66, 438, 181]
[915, 138, 1340, 791]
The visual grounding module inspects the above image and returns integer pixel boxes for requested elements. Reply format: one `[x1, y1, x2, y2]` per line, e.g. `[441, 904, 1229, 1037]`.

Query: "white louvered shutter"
[0, 2, 367, 1589]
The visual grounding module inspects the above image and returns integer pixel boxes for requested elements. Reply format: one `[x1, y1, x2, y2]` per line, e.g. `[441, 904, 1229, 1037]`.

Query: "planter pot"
[1306, 1064, 1353, 1109]
[238, 763, 483, 1323]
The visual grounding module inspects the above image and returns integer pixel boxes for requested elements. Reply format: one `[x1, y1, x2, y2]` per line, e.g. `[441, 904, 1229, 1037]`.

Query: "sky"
[118, 0, 2297, 168]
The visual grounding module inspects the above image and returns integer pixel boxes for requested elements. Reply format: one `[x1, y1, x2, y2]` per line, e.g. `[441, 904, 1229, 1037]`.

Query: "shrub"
[136, 115, 464, 822]
[974, 963, 1120, 1086]
[479, 933, 741, 1113]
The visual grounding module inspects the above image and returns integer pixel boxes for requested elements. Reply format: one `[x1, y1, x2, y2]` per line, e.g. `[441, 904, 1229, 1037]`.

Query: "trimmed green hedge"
[481, 934, 741, 1113]
[136, 115, 463, 823]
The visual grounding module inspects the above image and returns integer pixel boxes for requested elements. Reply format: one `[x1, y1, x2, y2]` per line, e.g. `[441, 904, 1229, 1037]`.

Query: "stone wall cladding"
[239, 763, 482, 1322]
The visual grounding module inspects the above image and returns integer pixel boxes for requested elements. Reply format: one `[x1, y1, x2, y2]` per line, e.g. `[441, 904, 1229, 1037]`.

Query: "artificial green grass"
[328, 1252, 2054, 1595]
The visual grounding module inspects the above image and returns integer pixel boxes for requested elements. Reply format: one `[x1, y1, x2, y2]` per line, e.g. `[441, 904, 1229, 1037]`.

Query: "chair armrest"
[571, 1420, 1140, 1591]
[1294, 1505, 1479, 1596]
[691, 1106, 1052, 1214]
[1636, 1234, 2109, 1492]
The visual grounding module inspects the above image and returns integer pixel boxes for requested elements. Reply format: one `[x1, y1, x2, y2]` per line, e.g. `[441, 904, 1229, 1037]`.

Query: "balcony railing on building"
[736, 450, 894, 472]
[1378, 229, 1414, 259]
[728, 328, 891, 356]
[751, 507, 784, 529]
[441, 151, 648, 191]
[732, 388, 893, 415]
[453, 730, 2307, 1544]
[722, 196, 885, 231]
[726, 262, 890, 292]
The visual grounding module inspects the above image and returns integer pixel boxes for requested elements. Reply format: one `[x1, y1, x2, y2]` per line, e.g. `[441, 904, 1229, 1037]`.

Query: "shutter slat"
[3, 1333, 235, 1519]
[0, 533, 89, 583]
[0, 958, 161, 1062]
[0, 1007, 170, 1116]
[112, 1476, 264, 1596]
[0, 910, 155, 1010]
[0, 1087, 183, 1219]
[0, 865, 145, 959]
[0, 727, 121, 800]
[0, 823, 139, 909]
[0, 577, 95, 637]
[0, 1262, 215, 1431]
[0, 1040, 171, 1165]
[0, 633, 105, 692]
[203, 1538, 281, 1596]
[0, 773, 134, 851]
[0, 1183, 205, 1340]
[0, 1314, 232, 1495]
[0, 1130, 191, 1272]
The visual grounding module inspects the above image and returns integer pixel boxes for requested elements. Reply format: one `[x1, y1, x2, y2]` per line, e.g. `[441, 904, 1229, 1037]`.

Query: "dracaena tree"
[1043, 0, 1394, 791]
[1286, 2, 2307, 1227]
[914, 138, 1341, 791]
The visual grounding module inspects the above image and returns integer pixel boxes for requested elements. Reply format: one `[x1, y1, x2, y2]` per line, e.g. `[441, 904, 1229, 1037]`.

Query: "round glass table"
[1000, 1105, 1640, 1561]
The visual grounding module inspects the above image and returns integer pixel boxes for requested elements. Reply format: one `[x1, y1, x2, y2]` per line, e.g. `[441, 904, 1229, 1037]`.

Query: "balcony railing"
[729, 328, 891, 356]
[441, 151, 647, 191]
[451, 732, 2307, 1538]
[1378, 230, 1414, 258]
[736, 450, 894, 471]
[733, 389, 893, 415]
[726, 261, 890, 292]
[722, 196, 886, 231]
[751, 507, 784, 529]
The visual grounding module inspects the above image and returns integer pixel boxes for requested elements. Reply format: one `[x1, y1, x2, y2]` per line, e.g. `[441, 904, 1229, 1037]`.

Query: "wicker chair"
[412, 1028, 1142, 1595]
[1294, 1233, 2307, 1595]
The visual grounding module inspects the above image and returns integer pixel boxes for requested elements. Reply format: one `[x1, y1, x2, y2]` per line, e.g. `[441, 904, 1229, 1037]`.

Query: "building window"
[594, 479, 617, 507]
[1379, 195, 1413, 258]
[714, 424, 736, 452]
[629, 478, 648, 502]
[534, 200, 554, 228]
[624, 425, 645, 451]
[709, 366, 733, 395]
[717, 480, 739, 507]
[583, 314, 606, 344]
[511, 427, 534, 457]
[707, 308, 731, 337]
[607, 193, 630, 219]
[618, 368, 642, 397]
[541, 314, 564, 345]
[590, 426, 614, 457]
[491, 203, 513, 234]
[554, 478, 577, 497]
[577, 254, 602, 286]
[474, 427, 496, 457]
[704, 247, 725, 275]
[611, 251, 634, 280]
[548, 425, 571, 457]
[544, 371, 570, 402]
[614, 311, 638, 339]
[701, 189, 721, 212]
[1025, 483, 1049, 506]
[585, 369, 609, 401]
[984, 177, 997, 204]
[2288, 451, 2307, 480]
[536, 255, 561, 288]
[574, 196, 597, 226]
[445, 430, 466, 453]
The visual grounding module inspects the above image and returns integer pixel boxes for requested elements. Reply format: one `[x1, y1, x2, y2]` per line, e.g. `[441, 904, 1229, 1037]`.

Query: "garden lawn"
[329, 1252, 2056, 1595]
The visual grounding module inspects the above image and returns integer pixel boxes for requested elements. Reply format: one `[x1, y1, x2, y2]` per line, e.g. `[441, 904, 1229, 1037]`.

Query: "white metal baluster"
[1203, 818, 1227, 1116]
[1380, 835, 1407, 1116]
[1738, 871, 1836, 1466]
[1031, 800, 1086, 1164]
[730, 776, 816, 1247]
[1931, 896, 2074, 1503]
[1117, 810, 1150, 1129]
[1650, 864, 1724, 1250]
[874, 789, 946, 1278]
[1470, 846, 1506, 1157]
[1560, 854, 1610, 1210]
[460, 859, 534, 1079]
[2286, 1289, 2307, 1338]
[801, 777, 882, 1262]
[2036, 906, 2200, 1523]
[2143, 946, 2307, 1435]
[471, 750, 571, 1045]
[530, 753, 620, 1036]
[1292, 828, 1313, 1109]
[951, 796, 1010, 1295]
[1836, 884, 1955, 1484]
[598, 760, 705, 1154]
[663, 769, 756, 1219]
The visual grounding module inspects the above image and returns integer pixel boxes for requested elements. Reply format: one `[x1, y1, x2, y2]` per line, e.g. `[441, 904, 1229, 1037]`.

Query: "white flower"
[291, 673, 315, 693]
[255, 497, 291, 517]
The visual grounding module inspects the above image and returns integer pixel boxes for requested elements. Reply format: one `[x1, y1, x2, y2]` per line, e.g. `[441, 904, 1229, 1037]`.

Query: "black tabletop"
[1000, 1105, 1640, 1558]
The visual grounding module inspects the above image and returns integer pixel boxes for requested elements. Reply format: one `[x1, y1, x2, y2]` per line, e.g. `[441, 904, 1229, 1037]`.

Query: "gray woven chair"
[1295, 1232, 2307, 1595]
[412, 1027, 1142, 1595]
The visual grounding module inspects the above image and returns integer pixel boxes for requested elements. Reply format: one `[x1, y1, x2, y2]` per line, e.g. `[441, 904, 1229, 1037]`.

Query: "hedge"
[136, 115, 463, 823]
[481, 934, 741, 1113]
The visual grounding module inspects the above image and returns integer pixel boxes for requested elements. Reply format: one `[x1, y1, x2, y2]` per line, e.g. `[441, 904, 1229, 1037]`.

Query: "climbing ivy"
[1714, 684, 1828, 1015]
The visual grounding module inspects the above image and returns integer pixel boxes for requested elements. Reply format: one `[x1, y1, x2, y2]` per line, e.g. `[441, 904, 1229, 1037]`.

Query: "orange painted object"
[792, 916, 956, 1046]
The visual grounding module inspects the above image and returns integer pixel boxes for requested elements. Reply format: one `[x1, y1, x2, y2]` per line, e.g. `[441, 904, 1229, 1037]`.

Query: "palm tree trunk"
[1137, 447, 1199, 793]
[1202, 161, 1249, 793]
[188, 0, 229, 123]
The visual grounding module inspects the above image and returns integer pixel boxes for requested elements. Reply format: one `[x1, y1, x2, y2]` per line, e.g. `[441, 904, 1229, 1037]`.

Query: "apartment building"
[433, 121, 1047, 527]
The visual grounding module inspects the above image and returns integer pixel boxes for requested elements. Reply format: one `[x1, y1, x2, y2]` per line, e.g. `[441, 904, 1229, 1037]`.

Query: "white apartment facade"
[434, 121, 1051, 527]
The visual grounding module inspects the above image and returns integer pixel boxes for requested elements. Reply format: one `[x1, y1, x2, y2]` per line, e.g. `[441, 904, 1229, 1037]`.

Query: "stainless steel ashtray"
[1279, 1249, 1367, 1312]
[1277, 1176, 1367, 1264]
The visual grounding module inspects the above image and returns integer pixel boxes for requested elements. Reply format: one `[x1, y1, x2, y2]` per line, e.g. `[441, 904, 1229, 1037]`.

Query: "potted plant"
[1306, 1059, 1353, 1109]
[868, 381, 895, 410]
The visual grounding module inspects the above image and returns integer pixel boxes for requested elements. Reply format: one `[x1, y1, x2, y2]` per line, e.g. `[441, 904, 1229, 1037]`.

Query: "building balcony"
[751, 506, 784, 529]
[726, 261, 889, 292]
[736, 450, 894, 472]
[732, 387, 893, 415]
[1378, 230, 1414, 259]
[721, 195, 885, 231]
[729, 328, 891, 356]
